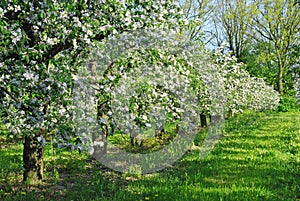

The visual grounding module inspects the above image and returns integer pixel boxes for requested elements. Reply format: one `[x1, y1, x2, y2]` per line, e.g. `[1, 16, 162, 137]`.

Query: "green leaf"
[25, 55, 29, 63]
[6, 38, 11, 45]
[40, 10, 44, 18]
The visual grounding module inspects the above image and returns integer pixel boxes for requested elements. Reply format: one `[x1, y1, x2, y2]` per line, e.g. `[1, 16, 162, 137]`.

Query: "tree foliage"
[175, 0, 214, 42]
[250, 0, 300, 95]
[200, 0, 299, 96]
[0, 0, 180, 182]
[213, 47, 280, 116]
[212, 0, 255, 60]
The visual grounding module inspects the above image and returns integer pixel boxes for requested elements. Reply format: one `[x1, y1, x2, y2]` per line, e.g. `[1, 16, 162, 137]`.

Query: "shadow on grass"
[119, 143, 299, 201]
[0, 111, 299, 201]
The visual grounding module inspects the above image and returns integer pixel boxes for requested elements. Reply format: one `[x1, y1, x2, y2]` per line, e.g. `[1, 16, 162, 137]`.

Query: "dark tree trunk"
[23, 135, 44, 183]
[200, 112, 207, 127]
[92, 124, 108, 158]
[97, 102, 110, 155]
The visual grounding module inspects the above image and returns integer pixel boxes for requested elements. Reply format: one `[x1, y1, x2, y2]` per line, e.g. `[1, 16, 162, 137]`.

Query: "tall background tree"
[201, 0, 299, 96]
[211, 0, 255, 60]
[175, 0, 214, 42]
[249, 0, 299, 95]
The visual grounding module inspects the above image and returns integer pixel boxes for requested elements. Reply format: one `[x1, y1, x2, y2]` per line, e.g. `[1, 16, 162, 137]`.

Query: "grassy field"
[0, 111, 299, 201]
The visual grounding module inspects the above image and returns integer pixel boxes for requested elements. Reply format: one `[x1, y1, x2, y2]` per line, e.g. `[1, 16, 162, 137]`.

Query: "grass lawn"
[0, 111, 299, 201]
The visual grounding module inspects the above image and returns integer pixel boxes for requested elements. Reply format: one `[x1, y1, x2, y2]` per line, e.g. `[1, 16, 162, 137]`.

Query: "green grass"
[107, 124, 178, 154]
[0, 111, 299, 201]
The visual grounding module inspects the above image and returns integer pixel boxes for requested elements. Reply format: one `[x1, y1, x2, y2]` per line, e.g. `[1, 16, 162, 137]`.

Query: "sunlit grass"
[0, 111, 299, 201]
[108, 123, 179, 154]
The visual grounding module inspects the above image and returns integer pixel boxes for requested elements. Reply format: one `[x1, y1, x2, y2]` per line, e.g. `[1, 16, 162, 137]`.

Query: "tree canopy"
[0, 0, 181, 182]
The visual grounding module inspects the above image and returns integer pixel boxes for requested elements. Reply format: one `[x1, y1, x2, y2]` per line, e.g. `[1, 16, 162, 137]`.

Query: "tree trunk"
[200, 112, 207, 127]
[276, 50, 285, 96]
[278, 64, 284, 95]
[23, 135, 44, 183]
[97, 102, 109, 155]
[130, 135, 135, 146]
[92, 131, 107, 159]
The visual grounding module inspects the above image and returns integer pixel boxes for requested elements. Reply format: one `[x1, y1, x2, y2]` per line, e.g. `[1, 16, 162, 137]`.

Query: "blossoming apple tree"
[213, 47, 280, 117]
[0, 0, 181, 183]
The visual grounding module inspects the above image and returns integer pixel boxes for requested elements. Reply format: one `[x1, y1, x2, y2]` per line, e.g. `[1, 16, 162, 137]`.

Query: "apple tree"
[0, 0, 180, 183]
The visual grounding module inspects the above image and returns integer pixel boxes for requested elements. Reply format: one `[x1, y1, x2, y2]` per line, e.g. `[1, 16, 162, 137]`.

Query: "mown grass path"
[0, 112, 299, 201]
